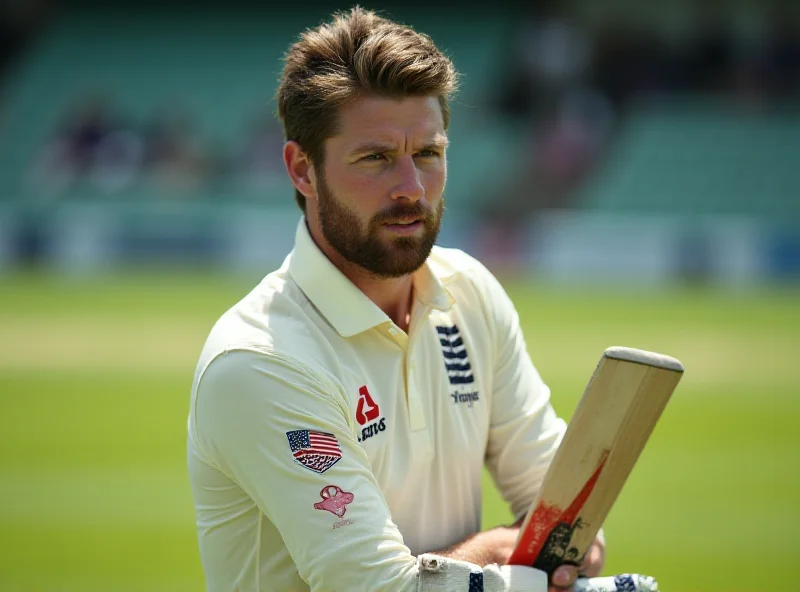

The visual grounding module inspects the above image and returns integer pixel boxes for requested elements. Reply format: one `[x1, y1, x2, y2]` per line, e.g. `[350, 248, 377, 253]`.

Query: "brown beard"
[316, 170, 444, 278]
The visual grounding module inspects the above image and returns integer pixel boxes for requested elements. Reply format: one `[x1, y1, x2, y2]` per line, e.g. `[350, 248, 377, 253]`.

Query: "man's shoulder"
[194, 268, 332, 383]
[427, 246, 518, 326]
[427, 245, 496, 290]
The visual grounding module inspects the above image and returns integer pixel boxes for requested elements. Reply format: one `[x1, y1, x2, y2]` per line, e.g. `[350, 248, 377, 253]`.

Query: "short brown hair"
[277, 6, 459, 212]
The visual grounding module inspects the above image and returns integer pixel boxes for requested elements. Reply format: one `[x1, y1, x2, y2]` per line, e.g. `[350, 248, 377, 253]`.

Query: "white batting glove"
[574, 574, 659, 592]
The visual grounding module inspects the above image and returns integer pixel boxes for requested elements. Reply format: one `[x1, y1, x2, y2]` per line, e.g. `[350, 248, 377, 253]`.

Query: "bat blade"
[507, 346, 684, 572]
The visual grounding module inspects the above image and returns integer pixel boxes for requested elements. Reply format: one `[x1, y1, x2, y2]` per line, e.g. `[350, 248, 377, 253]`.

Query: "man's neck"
[309, 223, 416, 332]
[341, 265, 415, 333]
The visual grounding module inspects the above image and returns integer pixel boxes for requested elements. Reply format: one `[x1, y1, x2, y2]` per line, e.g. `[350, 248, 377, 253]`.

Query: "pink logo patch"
[314, 485, 355, 518]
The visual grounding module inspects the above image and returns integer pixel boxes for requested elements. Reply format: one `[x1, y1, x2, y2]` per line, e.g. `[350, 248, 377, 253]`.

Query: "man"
[188, 8, 605, 591]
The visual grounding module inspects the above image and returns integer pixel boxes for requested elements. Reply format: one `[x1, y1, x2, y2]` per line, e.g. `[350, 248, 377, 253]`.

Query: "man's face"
[310, 95, 448, 278]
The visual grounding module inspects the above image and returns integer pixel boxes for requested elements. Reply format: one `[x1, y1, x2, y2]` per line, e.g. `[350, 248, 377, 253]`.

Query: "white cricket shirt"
[187, 220, 566, 591]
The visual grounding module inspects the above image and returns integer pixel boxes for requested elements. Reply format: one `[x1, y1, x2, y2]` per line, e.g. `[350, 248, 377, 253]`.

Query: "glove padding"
[416, 553, 658, 592]
[575, 574, 659, 592]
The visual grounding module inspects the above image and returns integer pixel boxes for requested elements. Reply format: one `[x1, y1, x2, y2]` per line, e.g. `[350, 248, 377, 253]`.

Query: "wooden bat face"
[508, 347, 684, 571]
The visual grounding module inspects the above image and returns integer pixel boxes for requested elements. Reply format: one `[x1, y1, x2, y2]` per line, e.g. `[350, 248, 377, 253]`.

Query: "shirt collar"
[287, 219, 453, 338]
[413, 257, 455, 312]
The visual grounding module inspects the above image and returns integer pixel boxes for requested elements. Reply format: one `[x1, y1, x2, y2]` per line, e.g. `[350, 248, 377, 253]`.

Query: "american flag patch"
[286, 430, 342, 474]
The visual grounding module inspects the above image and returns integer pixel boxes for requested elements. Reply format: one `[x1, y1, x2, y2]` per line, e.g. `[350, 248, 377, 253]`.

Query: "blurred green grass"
[1, 272, 798, 591]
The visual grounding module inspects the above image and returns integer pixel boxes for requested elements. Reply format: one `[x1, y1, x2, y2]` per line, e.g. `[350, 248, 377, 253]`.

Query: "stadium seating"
[577, 101, 800, 222]
[2, 10, 797, 223]
[0, 11, 519, 210]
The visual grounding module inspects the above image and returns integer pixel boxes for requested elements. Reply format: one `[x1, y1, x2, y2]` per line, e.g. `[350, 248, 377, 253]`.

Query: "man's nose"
[390, 156, 424, 202]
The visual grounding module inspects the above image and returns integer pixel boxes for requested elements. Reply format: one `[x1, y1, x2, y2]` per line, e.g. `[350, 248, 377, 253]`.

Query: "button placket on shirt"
[406, 361, 426, 433]
[384, 310, 433, 458]
[403, 308, 429, 432]
[406, 307, 435, 465]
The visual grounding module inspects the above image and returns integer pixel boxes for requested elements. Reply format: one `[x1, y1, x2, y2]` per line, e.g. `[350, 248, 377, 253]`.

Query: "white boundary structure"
[0, 203, 794, 286]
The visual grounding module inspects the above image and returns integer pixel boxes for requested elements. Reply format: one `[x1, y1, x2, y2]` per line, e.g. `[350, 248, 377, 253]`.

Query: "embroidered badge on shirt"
[286, 430, 342, 474]
[355, 385, 380, 424]
[437, 324, 475, 385]
[313, 485, 354, 518]
[356, 385, 387, 443]
[438, 324, 481, 406]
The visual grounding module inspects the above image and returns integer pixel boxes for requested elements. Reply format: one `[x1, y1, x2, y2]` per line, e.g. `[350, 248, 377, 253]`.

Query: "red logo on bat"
[356, 385, 380, 426]
[507, 450, 609, 567]
[313, 485, 355, 518]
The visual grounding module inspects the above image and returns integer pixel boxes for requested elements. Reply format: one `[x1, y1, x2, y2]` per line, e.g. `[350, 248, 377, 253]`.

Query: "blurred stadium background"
[0, 0, 798, 590]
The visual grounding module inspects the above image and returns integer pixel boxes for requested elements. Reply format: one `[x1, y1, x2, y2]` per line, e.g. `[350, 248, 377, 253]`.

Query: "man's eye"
[361, 153, 386, 162]
[415, 149, 440, 158]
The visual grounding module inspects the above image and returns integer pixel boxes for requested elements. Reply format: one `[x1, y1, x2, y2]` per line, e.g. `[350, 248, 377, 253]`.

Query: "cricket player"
[188, 8, 606, 591]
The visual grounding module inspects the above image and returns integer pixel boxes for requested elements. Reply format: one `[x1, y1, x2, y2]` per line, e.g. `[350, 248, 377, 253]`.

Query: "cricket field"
[1, 271, 797, 591]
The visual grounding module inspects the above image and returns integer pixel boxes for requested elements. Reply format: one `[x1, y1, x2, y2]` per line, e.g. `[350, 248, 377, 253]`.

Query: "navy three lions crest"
[436, 325, 474, 385]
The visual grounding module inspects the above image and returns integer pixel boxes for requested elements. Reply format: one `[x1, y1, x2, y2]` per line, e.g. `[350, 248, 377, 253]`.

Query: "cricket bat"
[507, 346, 684, 573]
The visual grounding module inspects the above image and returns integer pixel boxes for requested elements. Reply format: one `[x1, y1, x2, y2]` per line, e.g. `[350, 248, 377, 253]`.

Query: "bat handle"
[574, 574, 659, 592]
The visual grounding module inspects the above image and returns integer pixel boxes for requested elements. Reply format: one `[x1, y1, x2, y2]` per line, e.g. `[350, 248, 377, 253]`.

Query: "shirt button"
[388, 327, 398, 335]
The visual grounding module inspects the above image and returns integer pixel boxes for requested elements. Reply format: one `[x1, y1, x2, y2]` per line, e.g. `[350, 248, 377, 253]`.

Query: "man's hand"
[578, 533, 605, 578]
[549, 534, 606, 591]
[435, 525, 605, 591]
[433, 524, 520, 566]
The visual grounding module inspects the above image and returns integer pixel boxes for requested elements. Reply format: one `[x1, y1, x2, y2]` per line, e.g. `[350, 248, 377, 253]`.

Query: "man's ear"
[283, 141, 317, 202]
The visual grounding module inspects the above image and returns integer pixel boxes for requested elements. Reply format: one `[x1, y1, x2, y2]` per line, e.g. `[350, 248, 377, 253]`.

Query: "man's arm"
[433, 520, 604, 590]
[434, 524, 521, 567]
[192, 349, 548, 592]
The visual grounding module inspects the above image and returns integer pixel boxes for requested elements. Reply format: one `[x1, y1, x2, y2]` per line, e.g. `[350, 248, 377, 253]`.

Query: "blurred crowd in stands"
[19, 3, 800, 211]
[0, 1, 51, 89]
[28, 96, 285, 198]
[488, 4, 800, 221]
